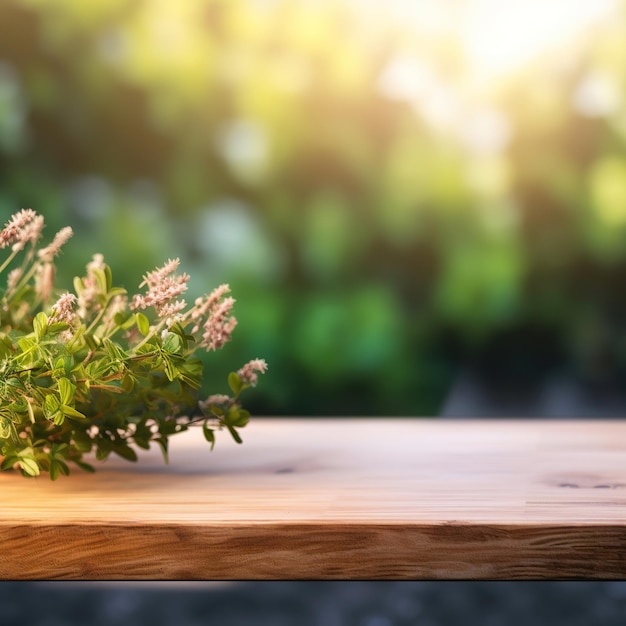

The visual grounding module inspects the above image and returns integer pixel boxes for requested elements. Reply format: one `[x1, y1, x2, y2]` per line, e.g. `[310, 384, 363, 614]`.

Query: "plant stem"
[0, 248, 20, 275]
[131, 318, 167, 353]
[7, 258, 40, 303]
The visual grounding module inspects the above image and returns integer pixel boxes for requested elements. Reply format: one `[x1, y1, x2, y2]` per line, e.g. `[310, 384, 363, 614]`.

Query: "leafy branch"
[0, 209, 267, 479]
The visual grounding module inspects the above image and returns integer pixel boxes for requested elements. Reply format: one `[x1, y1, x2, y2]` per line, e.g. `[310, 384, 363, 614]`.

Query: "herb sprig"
[0, 209, 266, 479]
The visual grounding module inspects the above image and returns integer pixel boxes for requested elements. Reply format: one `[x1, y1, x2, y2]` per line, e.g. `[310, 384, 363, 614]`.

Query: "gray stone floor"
[1, 582, 624, 625]
[440, 371, 626, 417]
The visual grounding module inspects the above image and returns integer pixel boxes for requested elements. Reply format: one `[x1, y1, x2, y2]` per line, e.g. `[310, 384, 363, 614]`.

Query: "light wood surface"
[2, 418, 626, 579]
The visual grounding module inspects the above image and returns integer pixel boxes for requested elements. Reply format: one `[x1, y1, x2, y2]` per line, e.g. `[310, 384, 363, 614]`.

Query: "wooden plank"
[1, 418, 626, 579]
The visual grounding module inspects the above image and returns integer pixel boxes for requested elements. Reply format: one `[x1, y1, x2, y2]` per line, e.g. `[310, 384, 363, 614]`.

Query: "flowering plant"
[0, 209, 266, 479]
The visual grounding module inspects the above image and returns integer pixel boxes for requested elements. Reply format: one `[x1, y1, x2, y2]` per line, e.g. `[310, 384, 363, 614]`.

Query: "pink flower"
[35, 263, 55, 302]
[49, 292, 77, 323]
[201, 296, 237, 351]
[190, 284, 231, 331]
[49, 292, 78, 339]
[187, 284, 238, 352]
[199, 394, 232, 409]
[1, 209, 37, 249]
[237, 358, 268, 387]
[7, 268, 22, 291]
[37, 227, 73, 262]
[130, 258, 189, 322]
[77, 254, 107, 319]
[11, 215, 44, 252]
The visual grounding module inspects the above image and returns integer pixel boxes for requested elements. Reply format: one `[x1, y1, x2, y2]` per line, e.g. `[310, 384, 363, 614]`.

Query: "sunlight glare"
[460, 0, 618, 80]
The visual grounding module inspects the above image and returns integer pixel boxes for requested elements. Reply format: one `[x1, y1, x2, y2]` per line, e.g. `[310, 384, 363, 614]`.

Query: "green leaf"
[0, 416, 12, 439]
[162, 332, 182, 355]
[95, 448, 109, 461]
[26, 399, 35, 424]
[155, 437, 169, 464]
[72, 430, 93, 453]
[102, 337, 126, 361]
[133, 437, 150, 450]
[113, 444, 138, 462]
[104, 265, 113, 292]
[83, 333, 99, 350]
[47, 321, 69, 335]
[18, 457, 40, 477]
[17, 336, 37, 354]
[1, 456, 17, 471]
[92, 267, 108, 293]
[49, 457, 70, 480]
[168, 322, 191, 350]
[158, 419, 181, 436]
[62, 405, 86, 419]
[44, 394, 61, 419]
[202, 422, 216, 450]
[234, 409, 250, 428]
[228, 372, 242, 395]
[9, 398, 27, 414]
[107, 286, 126, 298]
[49, 462, 59, 481]
[95, 439, 112, 461]
[177, 371, 201, 389]
[0, 335, 13, 359]
[136, 313, 150, 337]
[183, 357, 203, 376]
[225, 405, 250, 428]
[103, 414, 125, 429]
[226, 424, 243, 444]
[33, 312, 48, 340]
[43, 394, 65, 425]
[117, 312, 137, 329]
[121, 372, 135, 392]
[178, 358, 203, 389]
[74, 460, 95, 473]
[51, 443, 69, 455]
[58, 378, 75, 405]
[73, 276, 84, 296]
[55, 356, 74, 376]
[162, 356, 179, 382]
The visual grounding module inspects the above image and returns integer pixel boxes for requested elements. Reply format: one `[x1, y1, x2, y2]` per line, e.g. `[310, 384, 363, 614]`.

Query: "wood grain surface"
[2, 418, 626, 579]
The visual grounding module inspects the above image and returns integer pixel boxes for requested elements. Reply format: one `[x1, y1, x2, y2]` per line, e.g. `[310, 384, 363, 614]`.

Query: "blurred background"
[2, 0, 626, 417]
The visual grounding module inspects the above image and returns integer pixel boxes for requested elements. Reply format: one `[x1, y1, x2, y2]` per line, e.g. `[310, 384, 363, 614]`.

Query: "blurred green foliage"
[1, 0, 626, 414]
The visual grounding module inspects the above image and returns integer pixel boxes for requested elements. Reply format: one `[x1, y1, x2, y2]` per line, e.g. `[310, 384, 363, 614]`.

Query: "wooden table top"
[2, 418, 626, 580]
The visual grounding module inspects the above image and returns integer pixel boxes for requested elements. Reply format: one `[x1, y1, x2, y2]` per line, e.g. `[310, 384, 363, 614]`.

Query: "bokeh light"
[1, 0, 626, 415]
